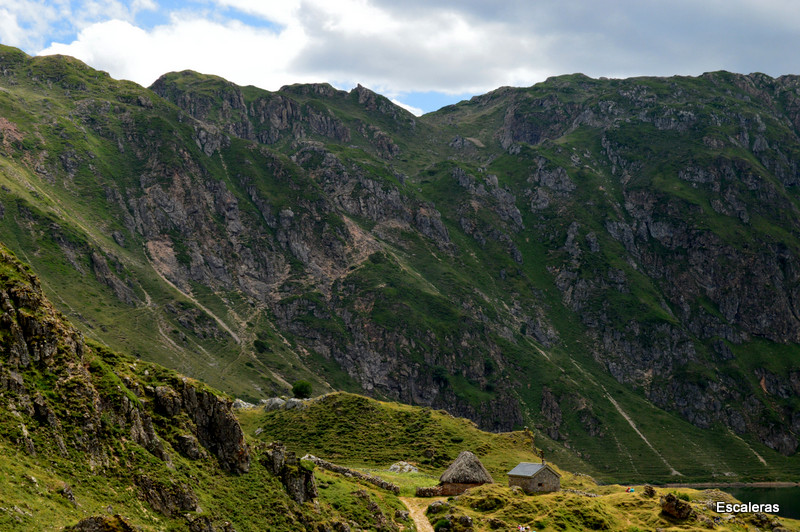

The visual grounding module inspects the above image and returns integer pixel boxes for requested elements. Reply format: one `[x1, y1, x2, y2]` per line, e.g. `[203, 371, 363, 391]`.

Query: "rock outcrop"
[64, 515, 139, 532]
[0, 244, 252, 526]
[660, 493, 694, 520]
[261, 442, 318, 503]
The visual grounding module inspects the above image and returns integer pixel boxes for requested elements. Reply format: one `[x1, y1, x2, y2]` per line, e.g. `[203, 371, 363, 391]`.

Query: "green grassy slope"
[240, 391, 800, 484]
[0, 240, 797, 530]
[1, 44, 800, 483]
[0, 243, 409, 531]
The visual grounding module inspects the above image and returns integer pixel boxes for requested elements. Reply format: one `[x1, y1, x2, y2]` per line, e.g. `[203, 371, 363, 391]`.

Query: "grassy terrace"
[238, 390, 800, 486]
[238, 393, 800, 531]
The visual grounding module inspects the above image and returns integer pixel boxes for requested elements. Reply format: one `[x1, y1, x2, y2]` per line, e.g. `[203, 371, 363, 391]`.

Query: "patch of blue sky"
[134, 2, 175, 29]
[135, 0, 283, 31]
[398, 91, 477, 115]
[216, 6, 283, 31]
[26, 11, 79, 52]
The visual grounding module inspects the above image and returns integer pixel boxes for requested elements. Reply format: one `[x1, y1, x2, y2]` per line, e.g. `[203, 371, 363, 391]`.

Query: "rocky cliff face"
[2, 45, 800, 479]
[0, 244, 250, 474]
[0, 243, 415, 530]
[0, 244, 256, 528]
[503, 72, 800, 455]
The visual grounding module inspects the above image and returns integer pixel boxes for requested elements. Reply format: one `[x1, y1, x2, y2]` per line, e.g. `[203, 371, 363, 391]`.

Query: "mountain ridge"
[1, 44, 800, 482]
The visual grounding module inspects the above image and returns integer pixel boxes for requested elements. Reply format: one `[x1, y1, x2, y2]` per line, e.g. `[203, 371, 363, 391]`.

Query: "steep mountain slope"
[4, 243, 792, 532]
[0, 242, 420, 530]
[1, 44, 799, 481]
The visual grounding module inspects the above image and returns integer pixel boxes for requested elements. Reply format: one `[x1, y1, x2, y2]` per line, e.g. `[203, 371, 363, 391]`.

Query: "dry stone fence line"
[302, 454, 400, 494]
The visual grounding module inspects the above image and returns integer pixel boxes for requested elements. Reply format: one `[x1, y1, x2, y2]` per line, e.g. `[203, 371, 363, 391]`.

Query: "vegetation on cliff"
[0, 243, 409, 530]
[0, 241, 797, 530]
[1, 44, 800, 483]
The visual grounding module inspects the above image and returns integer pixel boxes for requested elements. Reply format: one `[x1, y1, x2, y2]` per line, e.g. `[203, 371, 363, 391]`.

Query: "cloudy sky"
[2, 0, 799, 115]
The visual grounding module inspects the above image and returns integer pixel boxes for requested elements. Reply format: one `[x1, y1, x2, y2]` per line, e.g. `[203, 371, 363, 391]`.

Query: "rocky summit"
[1, 44, 800, 485]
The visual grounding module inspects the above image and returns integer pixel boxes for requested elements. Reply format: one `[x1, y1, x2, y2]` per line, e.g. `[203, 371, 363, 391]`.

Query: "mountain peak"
[279, 81, 346, 99]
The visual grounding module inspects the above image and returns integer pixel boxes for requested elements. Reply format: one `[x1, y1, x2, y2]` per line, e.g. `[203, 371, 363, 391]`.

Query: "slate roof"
[507, 462, 561, 478]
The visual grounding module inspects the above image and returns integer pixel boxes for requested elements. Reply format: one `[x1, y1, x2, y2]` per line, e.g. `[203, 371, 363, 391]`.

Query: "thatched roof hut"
[438, 451, 493, 494]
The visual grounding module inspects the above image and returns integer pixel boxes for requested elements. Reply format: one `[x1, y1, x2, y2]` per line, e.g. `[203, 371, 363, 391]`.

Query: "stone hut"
[438, 451, 494, 496]
[507, 462, 561, 493]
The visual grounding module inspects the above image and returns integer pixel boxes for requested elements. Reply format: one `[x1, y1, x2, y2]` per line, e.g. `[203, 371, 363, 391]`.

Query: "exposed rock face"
[185, 515, 237, 532]
[4, 46, 800, 473]
[0, 245, 250, 524]
[263, 397, 287, 411]
[136, 474, 199, 517]
[90, 252, 138, 305]
[0, 247, 110, 468]
[176, 380, 251, 474]
[540, 387, 563, 440]
[64, 515, 139, 532]
[150, 380, 249, 473]
[389, 461, 419, 473]
[150, 76, 389, 149]
[261, 442, 317, 503]
[660, 493, 694, 520]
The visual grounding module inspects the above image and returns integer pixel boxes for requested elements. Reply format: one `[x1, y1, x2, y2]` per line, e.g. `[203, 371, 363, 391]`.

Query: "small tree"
[292, 380, 312, 399]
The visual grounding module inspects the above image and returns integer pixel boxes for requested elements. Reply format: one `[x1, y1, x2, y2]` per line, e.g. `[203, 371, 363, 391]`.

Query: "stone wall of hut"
[441, 482, 483, 496]
[508, 470, 560, 493]
[415, 485, 443, 497]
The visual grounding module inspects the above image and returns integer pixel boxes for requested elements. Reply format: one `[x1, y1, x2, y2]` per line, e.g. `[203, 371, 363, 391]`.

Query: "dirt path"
[604, 392, 682, 476]
[727, 428, 768, 466]
[143, 247, 241, 344]
[399, 497, 435, 532]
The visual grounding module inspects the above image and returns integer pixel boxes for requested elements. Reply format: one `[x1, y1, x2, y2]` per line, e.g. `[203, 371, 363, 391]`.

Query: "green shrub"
[474, 495, 505, 511]
[433, 518, 451, 531]
[292, 380, 312, 398]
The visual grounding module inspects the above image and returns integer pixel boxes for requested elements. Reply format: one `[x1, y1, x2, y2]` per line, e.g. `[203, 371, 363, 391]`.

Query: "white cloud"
[294, 2, 553, 94]
[0, 0, 157, 50]
[212, 0, 301, 26]
[390, 98, 423, 117]
[0, 9, 27, 48]
[33, 0, 556, 97]
[0, 1, 62, 49]
[38, 13, 312, 90]
[19, 0, 800, 107]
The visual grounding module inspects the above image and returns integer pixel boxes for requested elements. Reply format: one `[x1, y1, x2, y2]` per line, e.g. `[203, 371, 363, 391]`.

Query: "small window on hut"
[538, 483, 543, 487]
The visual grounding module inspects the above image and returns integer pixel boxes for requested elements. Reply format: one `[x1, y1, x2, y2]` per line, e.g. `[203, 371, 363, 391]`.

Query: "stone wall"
[302, 454, 400, 494]
[508, 470, 560, 493]
[441, 482, 483, 496]
[414, 485, 443, 497]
